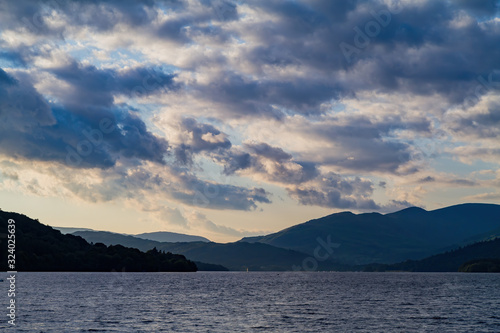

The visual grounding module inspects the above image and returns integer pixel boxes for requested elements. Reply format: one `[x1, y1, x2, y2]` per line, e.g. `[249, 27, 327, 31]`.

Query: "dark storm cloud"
[220, 151, 252, 175]
[4, 0, 499, 118]
[50, 62, 177, 108]
[230, 0, 500, 109]
[451, 98, 500, 138]
[194, 72, 345, 119]
[287, 172, 380, 210]
[172, 122, 318, 186]
[0, 0, 233, 48]
[245, 142, 292, 162]
[0, 69, 169, 168]
[0, 0, 185, 34]
[455, 0, 499, 16]
[287, 173, 414, 211]
[180, 118, 231, 152]
[172, 172, 271, 210]
[216, 142, 319, 185]
[173, 118, 232, 166]
[303, 115, 431, 173]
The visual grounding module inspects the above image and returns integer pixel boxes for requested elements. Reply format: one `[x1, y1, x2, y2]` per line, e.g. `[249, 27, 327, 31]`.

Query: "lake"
[2, 272, 500, 332]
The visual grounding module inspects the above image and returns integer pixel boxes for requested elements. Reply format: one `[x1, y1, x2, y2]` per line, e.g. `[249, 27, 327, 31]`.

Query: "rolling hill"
[364, 238, 500, 272]
[240, 203, 500, 265]
[54, 227, 210, 243]
[134, 231, 210, 243]
[72, 230, 346, 271]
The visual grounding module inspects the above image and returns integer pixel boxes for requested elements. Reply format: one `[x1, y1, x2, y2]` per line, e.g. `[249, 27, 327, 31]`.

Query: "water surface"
[2, 272, 499, 332]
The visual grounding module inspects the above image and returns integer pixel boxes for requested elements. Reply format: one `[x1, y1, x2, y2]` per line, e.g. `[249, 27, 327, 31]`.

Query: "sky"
[0, 0, 499, 242]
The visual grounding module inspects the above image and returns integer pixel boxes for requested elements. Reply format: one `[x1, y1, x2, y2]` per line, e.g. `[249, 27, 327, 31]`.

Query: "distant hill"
[72, 230, 346, 271]
[73, 231, 165, 250]
[364, 238, 500, 272]
[70, 231, 227, 271]
[240, 203, 500, 265]
[134, 231, 210, 243]
[53, 227, 95, 234]
[6, 202, 499, 272]
[0, 211, 197, 272]
[54, 227, 211, 243]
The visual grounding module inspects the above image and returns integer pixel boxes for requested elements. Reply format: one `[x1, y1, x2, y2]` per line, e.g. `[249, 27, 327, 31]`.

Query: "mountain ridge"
[364, 237, 500, 272]
[54, 227, 211, 243]
[71, 230, 346, 271]
[240, 203, 500, 265]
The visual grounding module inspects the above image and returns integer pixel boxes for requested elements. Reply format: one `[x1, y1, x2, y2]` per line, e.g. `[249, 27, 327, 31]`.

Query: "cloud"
[172, 171, 271, 210]
[245, 142, 292, 162]
[189, 211, 269, 237]
[417, 175, 477, 186]
[0, 68, 169, 168]
[3, 0, 500, 114]
[1, 0, 499, 218]
[279, 114, 431, 173]
[142, 205, 189, 227]
[218, 142, 319, 184]
[172, 117, 232, 166]
[287, 172, 380, 210]
[419, 176, 435, 183]
[455, 0, 499, 16]
[11, 159, 272, 211]
[49, 61, 178, 108]
[192, 71, 345, 119]
[447, 93, 500, 139]
[465, 192, 500, 201]
[0, 0, 183, 35]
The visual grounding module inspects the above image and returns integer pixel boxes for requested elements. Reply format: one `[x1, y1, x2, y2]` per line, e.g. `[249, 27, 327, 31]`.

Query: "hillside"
[0, 211, 197, 272]
[135, 231, 210, 243]
[72, 230, 347, 271]
[240, 203, 500, 265]
[459, 259, 500, 273]
[364, 238, 500, 272]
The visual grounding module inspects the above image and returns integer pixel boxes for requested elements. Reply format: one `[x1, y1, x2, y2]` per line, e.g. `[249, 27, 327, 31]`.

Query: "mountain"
[0, 211, 197, 272]
[240, 203, 500, 265]
[364, 238, 500, 272]
[53, 227, 95, 234]
[72, 230, 347, 271]
[134, 231, 210, 243]
[54, 227, 211, 243]
[73, 231, 165, 250]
